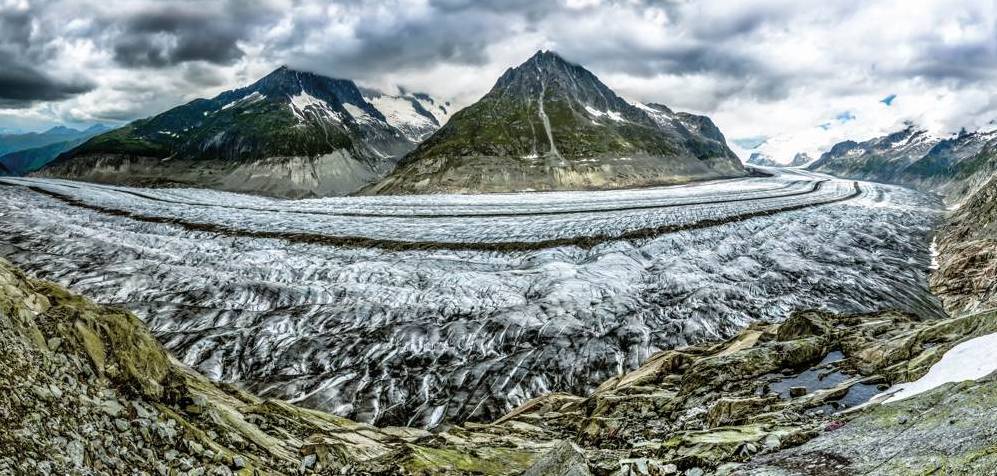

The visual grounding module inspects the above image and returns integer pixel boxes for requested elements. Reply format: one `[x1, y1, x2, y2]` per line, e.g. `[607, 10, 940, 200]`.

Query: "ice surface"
[0, 169, 944, 428]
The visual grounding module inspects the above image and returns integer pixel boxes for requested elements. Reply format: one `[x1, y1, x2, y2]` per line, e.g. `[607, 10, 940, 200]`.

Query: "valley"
[0, 169, 944, 429]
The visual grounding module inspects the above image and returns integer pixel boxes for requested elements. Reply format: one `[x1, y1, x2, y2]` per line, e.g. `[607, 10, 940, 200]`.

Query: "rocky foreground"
[4, 252, 997, 474]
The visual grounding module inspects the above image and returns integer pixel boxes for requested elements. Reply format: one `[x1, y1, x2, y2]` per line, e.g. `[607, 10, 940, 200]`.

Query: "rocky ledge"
[4, 254, 997, 475]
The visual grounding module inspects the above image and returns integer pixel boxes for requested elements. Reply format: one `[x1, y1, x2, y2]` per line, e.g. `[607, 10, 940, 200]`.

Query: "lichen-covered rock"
[0, 258, 550, 475]
[737, 375, 997, 474]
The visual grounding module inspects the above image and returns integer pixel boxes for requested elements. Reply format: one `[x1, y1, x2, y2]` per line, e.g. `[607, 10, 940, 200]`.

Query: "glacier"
[0, 168, 944, 428]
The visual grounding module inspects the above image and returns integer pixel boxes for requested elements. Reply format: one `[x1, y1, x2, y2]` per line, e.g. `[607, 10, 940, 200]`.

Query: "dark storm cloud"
[280, 2, 527, 78]
[1, 0, 995, 134]
[110, 2, 280, 68]
[0, 7, 93, 107]
[0, 55, 94, 107]
[274, 0, 800, 102]
[902, 41, 997, 83]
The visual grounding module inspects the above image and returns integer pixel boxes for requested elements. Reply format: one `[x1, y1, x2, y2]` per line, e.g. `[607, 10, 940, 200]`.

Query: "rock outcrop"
[930, 174, 997, 317]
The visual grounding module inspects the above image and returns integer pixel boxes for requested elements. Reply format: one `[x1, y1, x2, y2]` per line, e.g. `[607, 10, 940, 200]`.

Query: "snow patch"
[222, 91, 265, 110]
[875, 331, 997, 404]
[366, 95, 436, 141]
[585, 105, 625, 122]
[929, 238, 939, 270]
[343, 103, 377, 125]
[289, 91, 340, 123]
[290, 91, 327, 112]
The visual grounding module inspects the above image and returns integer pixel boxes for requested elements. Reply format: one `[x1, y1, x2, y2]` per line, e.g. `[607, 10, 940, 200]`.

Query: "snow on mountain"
[362, 88, 453, 142]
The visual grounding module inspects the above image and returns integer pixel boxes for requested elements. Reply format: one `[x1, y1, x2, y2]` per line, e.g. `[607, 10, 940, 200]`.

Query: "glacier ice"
[0, 169, 944, 428]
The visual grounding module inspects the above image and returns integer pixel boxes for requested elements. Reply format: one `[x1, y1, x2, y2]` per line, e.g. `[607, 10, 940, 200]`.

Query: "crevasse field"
[0, 168, 943, 428]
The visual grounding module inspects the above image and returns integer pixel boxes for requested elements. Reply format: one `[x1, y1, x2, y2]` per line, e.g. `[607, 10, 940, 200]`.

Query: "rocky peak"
[789, 153, 811, 166]
[490, 50, 646, 122]
[219, 66, 380, 120]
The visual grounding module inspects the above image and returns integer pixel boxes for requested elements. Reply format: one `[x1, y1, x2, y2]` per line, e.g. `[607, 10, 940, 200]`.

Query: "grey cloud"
[282, 3, 524, 79]
[0, 53, 94, 107]
[110, 2, 279, 68]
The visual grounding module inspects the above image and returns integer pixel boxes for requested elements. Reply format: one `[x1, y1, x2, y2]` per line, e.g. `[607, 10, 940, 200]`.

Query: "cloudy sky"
[1, 0, 995, 161]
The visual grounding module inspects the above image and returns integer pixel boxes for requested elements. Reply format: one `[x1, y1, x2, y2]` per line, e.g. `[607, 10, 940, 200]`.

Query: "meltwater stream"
[0, 169, 944, 428]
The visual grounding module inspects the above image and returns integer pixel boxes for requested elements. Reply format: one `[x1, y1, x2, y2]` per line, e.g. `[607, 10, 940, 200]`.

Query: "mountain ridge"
[808, 123, 997, 202]
[0, 125, 111, 175]
[0, 124, 110, 157]
[367, 50, 745, 194]
[36, 67, 451, 198]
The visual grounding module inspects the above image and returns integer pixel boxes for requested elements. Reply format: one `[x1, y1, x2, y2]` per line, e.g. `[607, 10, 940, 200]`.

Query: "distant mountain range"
[745, 151, 812, 168]
[368, 50, 745, 194]
[0, 125, 107, 156]
[808, 124, 997, 202]
[0, 124, 111, 175]
[746, 152, 780, 167]
[39, 67, 452, 198]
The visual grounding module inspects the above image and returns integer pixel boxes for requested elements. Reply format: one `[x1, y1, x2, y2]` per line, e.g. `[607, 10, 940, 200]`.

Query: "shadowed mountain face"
[367, 51, 745, 194]
[38, 68, 450, 198]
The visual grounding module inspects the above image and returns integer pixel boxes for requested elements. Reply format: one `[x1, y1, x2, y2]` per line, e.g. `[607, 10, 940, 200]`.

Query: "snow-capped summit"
[41, 67, 452, 197]
[746, 152, 780, 167]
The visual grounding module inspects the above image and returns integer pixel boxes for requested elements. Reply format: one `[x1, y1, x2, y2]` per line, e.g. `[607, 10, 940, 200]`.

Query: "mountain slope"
[40, 67, 450, 198]
[807, 124, 940, 183]
[367, 50, 745, 194]
[0, 125, 109, 156]
[808, 125, 997, 202]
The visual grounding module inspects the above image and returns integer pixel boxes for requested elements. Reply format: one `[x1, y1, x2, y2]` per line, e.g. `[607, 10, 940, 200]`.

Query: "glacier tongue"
[0, 170, 944, 428]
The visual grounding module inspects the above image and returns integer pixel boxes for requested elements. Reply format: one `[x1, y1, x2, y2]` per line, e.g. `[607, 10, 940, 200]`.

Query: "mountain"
[0, 124, 109, 156]
[808, 124, 940, 183]
[0, 125, 111, 175]
[39, 67, 451, 198]
[808, 124, 997, 202]
[366, 50, 745, 194]
[789, 152, 812, 167]
[746, 152, 780, 167]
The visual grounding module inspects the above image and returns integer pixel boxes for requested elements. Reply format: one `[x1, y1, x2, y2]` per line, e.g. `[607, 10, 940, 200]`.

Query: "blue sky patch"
[881, 94, 897, 106]
[836, 111, 856, 123]
[732, 136, 769, 149]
